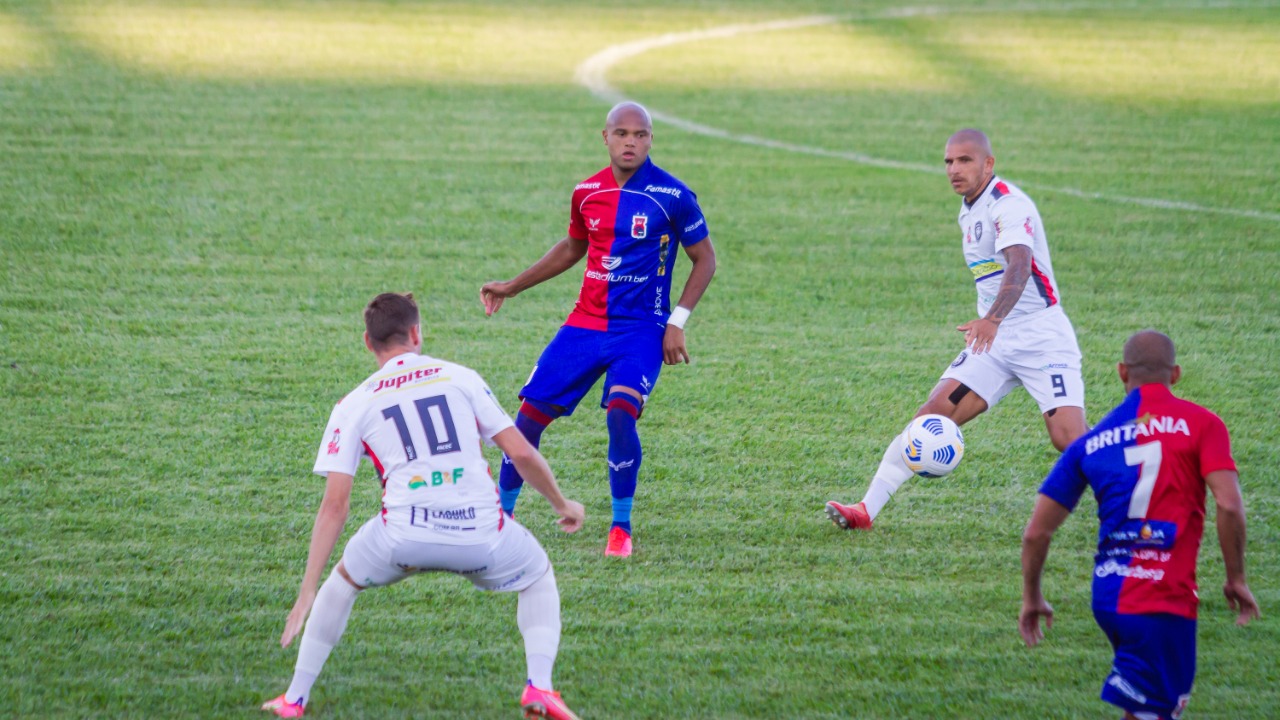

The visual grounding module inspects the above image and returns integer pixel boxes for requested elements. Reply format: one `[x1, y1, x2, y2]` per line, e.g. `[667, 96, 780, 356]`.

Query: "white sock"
[517, 567, 561, 690]
[859, 430, 914, 520]
[286, 570, 361, 705]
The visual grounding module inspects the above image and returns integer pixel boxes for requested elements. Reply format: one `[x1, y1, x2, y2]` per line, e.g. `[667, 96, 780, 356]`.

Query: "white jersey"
[313, 352, 514, 544]
[958, 176, 1061, 321]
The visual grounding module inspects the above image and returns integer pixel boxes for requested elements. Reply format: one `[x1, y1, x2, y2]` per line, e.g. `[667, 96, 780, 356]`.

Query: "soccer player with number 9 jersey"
[1020, 330, 1259, 720]
[827, 129, 1087, 533]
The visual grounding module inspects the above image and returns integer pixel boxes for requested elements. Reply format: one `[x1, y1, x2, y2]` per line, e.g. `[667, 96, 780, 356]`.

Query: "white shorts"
[940, 305, 1085, 413]
[340, 515, 550, 593]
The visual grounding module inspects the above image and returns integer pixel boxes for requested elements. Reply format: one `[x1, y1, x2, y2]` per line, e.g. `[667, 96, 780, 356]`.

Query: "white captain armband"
[667, 306, 692, 329]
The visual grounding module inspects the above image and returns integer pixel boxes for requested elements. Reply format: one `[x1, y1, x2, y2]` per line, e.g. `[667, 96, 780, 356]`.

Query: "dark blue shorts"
[520, 323, 665, 416]
[1093, 609, 1196, 720]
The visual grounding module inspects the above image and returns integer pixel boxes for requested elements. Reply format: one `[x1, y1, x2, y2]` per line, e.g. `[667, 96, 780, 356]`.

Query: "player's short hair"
[364, 292, 419, 351]
[1122, 329, 1177, 383]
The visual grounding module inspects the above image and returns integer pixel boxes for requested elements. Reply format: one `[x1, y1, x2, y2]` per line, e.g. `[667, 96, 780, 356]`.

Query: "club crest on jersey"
[974, 221, 983, 242]
[602, 255, 622, 270]
[631, 213, 648, 239]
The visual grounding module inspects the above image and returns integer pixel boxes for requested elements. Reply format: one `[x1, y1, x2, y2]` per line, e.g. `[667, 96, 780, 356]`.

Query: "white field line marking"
[574, 5, 1280, 223]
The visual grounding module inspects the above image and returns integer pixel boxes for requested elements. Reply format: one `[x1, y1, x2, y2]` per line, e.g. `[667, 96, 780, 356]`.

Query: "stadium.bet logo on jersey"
[631, 214, 648, 239]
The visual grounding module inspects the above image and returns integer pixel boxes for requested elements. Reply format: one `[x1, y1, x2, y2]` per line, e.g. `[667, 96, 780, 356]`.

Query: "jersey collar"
[963, 175, 998, 210]
[619, 156, 655, 189]
[381, 351, 420, 369]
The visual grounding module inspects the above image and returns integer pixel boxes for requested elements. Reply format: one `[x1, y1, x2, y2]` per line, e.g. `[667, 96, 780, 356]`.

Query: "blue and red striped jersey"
[564, 158, 709, 331]
[1039, 383, 1236, 619]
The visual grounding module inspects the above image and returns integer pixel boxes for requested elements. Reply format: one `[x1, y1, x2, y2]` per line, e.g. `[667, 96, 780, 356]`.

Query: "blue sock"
[611, 497, 634, 535]
[605, 392, 642, 533]
[498, 399, 559, 515]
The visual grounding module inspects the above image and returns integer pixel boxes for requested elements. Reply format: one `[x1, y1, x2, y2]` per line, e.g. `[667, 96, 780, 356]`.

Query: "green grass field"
[2, 0, 1278, 717]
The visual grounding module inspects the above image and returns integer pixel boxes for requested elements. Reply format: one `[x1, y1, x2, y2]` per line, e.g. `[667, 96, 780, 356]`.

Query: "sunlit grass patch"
[0, 13, 52, 72]
[57, 1, 753, 84]
[611, 21, 960, 92]
[932, 11, 1280, 105]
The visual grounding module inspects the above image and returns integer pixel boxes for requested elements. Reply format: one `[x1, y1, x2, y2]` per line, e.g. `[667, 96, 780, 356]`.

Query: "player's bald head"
[946, 128, 993, 159]
[606, 101, 652, 130]
[1121, 329, 1178, 386]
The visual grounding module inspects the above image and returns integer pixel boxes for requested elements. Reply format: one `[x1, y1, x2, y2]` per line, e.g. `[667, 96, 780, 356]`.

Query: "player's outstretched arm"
[492, 426, 584, 532]
[1205, 469, 1261, 626]
[480, 236, 588, 316]
[1019, 493, 1071, 646]
[957, 243, 1031, 355]
[664, 238, 717, 365]
[281, 471, 355, 648]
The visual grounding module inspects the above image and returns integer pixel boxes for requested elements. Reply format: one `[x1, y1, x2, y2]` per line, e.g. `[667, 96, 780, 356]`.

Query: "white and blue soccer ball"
[901, 414, 965, 478]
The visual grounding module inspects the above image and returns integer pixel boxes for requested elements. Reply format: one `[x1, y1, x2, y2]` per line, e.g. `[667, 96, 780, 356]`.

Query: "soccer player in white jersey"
[827, 129, 1088, 531]
[261, 293, 585, 720]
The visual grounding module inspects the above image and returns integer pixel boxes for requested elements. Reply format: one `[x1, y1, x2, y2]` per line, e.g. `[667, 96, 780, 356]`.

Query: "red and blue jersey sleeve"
[1197, 410, 1236, 477]
[673, 190, 709, 247]
[1038, 441, 1089, 512]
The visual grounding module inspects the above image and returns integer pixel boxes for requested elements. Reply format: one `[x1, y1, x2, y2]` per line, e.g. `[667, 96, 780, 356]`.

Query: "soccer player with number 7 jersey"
[262, 293, 585, 720]
[1020, 330, 1260, 720]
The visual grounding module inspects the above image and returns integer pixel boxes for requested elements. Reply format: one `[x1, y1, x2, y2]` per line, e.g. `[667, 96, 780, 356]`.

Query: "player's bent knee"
[918, 382, 986, 425]
[336, 562, 366, 591]
[1045, 408, 1087, 452]
[605, 390, 641, 420]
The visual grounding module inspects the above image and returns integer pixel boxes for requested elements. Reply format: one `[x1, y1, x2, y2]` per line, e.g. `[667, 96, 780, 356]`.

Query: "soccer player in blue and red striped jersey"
[480, 101, 716, 557]
[1020, 330, 1259, 720]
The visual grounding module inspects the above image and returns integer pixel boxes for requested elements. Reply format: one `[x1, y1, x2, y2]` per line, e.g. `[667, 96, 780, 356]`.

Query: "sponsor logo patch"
[585, 270, 649, 283]
[602, 255, 622, 270]
[327, 428, 342, 455]
[575, 181, 601, 190]
[1085, 417, 1191, 454]
[369, 366, 442, 393]
[968, 259, 1003, 281]
[645, 184, 681, 198]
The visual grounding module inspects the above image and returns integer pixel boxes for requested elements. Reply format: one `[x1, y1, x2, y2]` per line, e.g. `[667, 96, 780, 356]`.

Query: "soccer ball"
[901, 414, 965, 478]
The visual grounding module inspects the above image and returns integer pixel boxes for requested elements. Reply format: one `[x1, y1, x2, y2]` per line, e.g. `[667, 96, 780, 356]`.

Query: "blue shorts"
[1093, 609, 1196, 720]
[520, 323, 665, 416]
